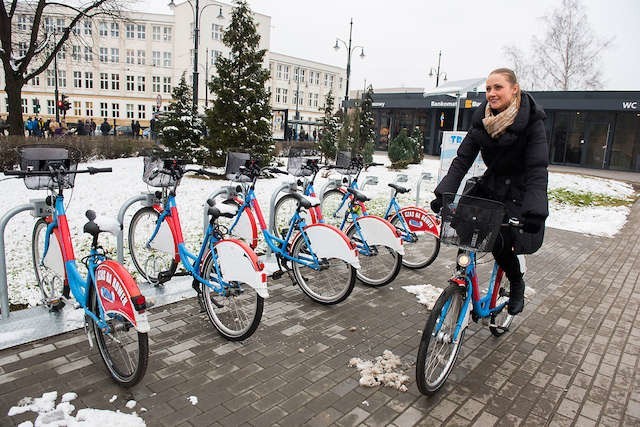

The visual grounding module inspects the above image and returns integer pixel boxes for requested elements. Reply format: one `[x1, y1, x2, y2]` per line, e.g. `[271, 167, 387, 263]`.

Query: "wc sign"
[438, 131, 487, 192]
[622, 101, 639, 110]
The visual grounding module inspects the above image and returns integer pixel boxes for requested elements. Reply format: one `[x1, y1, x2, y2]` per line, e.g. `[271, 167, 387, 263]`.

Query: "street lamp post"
[168, 0, 224, 116]
[428, 50, 447, 88]
[334, 18, 365, 116]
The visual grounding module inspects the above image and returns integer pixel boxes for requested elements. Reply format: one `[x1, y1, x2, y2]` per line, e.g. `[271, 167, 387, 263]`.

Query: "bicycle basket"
[287, 147, 319, 177]
[224, 152, 252, 182]
[440, 193, 505, 252]
[142, 155, 186, 187]
[18, 144, 80, 190]
[334, 150, 362, 175]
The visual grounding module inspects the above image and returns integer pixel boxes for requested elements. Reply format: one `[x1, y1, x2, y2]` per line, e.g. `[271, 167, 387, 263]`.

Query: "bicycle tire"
[345, 223, 402, 287]
[416, 283, 466, 395]
[390, 214, 440, 269]
[199, 249, 264, 341]
[291, 233, 355, 304]
[90, 286, 149, 387]
[320, 189, 349, 228]
[274, 194, 304, 236]
[128, 207, 176, 284]
[32, 218, 66, 308]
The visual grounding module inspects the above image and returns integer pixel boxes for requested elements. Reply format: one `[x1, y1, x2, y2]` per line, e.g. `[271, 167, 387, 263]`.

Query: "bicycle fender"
[95, 260, 150, 333]
[397, 207, 440, 237]
[354, 216, 405, 256]
[302, 223, 360, 269]
[215, 238, 268, 298]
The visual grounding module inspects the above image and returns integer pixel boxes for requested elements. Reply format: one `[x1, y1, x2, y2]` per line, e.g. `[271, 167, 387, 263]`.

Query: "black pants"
[492, 229, 522, 283]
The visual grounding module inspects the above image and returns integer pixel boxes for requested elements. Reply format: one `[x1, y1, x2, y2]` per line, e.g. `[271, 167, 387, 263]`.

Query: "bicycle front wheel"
[199, 250, 263, 341]
[320, 189, 348, 228]
[390, 214, 440, 269]
[274, 194, 303, 237]
[346, 223, 402, 287]
[128, 207, 175, 283]
[90, 288, 148, 387]
[32, 218, 66, 308]
[416, 284, 466, 395]
[291, 234, 355, 304]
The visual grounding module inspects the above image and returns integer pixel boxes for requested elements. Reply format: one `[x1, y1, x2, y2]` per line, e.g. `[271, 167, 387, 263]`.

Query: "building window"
[99, 47, 108, 63]
[126, 49, 135, 64]
[152, 76, 161, 93]
[73, 101, 81, 116]
[276, 65, 282, 80]
[84, 47, 93, 62]
[329, 75, 334, 88]
[282, 88, 288, 104]
[211, 50, 222, 65]
[126, 104, 134, 119]
[163, 26, 172, 41]
[47, 100, 55, 115]
[99, 21, 108, 36]
[137, 50, 146, 65]
[73, 71, 82, 88]
[163, 52, 172, 67]
[85, 72, 93, 88]
[313, 93, 319, 107]
[152, 26, 161, 41]
[137, 104, 146, 119]
[32, 99, 40, 114]
[294, 67, 299, 82]
[72, 45, 81, 61]
[324, 73, 329, 87]
[44, 17, 55, 33]
[100, 102, 108, 117]
[137, 25, 146, 39]
[21, 98, 28, 114]
[84, 19, 92, 35]
[126, 75, 134, 91]
[163, 77, 171, 93]
[111, 22, 119, 37]
[56, 48, 65, 60]
[111, 73, 120, 90]
[283, 66, 289, 80]
[17, 15, 31, 31]
[300, 69, 306, 83]
[137, 76, 146, 92]
[308, 92, 313, 107]
[72, 22, 81, 36]
[110, 48, 119, 63]
[58, 70, 66, 88]
[56, 18, 65, 32]
[111, 103, 120, 118]
[47, 70, 55, 87]
[212, 24, 223, 40]
[126, 24, 135, 39]
[339, 77, 343, 89]
[100, 73, 109, 90]
[30, 70, 40, 86]
[275, 88, 281, 103]
[18, 42, 27, 57]
[85, 102, 94, 117]
[152, 51, 161, 66]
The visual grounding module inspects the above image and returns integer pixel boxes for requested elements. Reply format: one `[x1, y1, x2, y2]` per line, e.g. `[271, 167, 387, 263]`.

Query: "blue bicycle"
[416, 193, 520, 394]
[127, 157, 267, 341]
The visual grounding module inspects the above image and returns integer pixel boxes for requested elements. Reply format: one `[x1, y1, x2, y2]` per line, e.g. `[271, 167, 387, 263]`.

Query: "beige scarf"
[482, 94, 521, 139]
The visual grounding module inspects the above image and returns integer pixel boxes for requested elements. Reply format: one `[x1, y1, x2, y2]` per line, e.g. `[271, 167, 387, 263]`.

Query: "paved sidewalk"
[2, 200, 640, 426]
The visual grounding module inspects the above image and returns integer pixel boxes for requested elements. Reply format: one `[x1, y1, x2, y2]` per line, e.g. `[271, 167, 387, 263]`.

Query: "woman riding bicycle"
[431, 68, 549, 316]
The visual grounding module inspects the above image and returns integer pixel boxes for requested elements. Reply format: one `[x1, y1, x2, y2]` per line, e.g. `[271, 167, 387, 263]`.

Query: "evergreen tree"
[318, 91, 339, 162]
[160, 74, 207, 162]
[358, 85, 376, 163]
[206, 0, 273, 166]
[338, 109, 358, 154]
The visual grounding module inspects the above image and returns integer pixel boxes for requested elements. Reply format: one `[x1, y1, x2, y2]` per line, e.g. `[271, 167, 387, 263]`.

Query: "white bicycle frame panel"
[44, 232, 65, 279]
[149, 219, 174, 254]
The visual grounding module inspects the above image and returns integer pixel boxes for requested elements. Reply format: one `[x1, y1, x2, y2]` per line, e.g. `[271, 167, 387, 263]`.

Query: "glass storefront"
[609, 112, 640, 171]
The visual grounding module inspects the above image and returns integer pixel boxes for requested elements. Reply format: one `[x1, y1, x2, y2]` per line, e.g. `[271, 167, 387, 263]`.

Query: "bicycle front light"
[457, 253, 471, 268]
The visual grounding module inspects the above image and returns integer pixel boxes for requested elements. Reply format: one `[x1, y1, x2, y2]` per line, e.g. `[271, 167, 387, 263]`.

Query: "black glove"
[430, 198, 442, 214]
[522, 215, 544, 233]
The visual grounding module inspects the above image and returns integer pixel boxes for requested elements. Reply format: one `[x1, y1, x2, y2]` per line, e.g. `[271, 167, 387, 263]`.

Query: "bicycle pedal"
[271, 270, 284, 280]
[48, 298, 66, 312]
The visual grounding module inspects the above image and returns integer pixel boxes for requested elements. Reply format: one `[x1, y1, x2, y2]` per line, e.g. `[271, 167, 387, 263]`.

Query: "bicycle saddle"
[83, 210, 121, 237]
[206, 199, 237, 219]
[290, 192, 320, 209]
[347, 187, 370, 202]
[388, 183, 411, 194]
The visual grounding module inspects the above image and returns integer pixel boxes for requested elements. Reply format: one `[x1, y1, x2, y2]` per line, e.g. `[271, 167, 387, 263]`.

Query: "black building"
[364, 90, 640, 172]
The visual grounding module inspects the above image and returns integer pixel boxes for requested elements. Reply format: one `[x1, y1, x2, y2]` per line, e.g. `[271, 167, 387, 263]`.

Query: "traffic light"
[57, 99, 64, 110]
[61, 94, 70, 111]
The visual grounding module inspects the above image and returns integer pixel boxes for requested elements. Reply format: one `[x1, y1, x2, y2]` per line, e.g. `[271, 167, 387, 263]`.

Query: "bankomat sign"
[622, 101, 639, 110]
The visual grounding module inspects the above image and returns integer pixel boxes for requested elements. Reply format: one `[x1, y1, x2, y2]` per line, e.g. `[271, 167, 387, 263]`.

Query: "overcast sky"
[140, 0, 639, 92]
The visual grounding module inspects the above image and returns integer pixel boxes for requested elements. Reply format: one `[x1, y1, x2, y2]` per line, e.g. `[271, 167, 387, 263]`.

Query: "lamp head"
[217, 7, 224, 19]
[168, 0, 176, 8]
[443, 73, 448, 82]
[333, 40, 340, 51]
[359, 48, 365, 59]
[428, 69, 434, 78]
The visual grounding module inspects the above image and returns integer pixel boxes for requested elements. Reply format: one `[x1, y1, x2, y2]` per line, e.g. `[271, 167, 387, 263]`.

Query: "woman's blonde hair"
[489, 68, 521, 98]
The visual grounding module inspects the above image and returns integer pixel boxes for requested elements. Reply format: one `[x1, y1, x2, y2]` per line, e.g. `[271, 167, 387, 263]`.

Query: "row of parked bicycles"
[3, 144, 520, 395]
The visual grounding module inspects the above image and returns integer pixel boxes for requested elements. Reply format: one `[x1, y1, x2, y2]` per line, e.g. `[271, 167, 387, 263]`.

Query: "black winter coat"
[434, 92, 549, 254]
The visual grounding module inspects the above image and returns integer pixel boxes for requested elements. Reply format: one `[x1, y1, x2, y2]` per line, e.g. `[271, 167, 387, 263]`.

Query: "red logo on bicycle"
[96, 264, 135, 325]
[400, 208, 438, 233]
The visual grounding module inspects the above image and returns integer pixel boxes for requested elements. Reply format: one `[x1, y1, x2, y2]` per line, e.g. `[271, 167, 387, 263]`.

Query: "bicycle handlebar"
[3, 167, 112, 177]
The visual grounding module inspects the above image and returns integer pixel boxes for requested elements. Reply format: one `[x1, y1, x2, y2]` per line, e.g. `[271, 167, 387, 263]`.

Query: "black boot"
[508, 277, 525, 315]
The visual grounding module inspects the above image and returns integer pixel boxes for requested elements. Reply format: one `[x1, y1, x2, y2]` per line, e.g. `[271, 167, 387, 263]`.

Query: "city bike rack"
[415, 172, 433, 206]
[116, 193, 157, 264]
[0, 199, 49, 320]
[203, 185, 239, 234]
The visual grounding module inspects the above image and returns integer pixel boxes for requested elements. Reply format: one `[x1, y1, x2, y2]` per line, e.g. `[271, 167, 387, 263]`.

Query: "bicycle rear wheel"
[416, 284, 466, 395]
[128, 207, 175, 283]
[199, 249, 264, 341]
[291, 233, 355, 304]
[346, 223, 402, 287]
[90, 287, 148, 387]
[274, 194, 305, 237]
[320, 189, 348, 228]
[32, 218, 66, 309]
[390, 214, 440, 269]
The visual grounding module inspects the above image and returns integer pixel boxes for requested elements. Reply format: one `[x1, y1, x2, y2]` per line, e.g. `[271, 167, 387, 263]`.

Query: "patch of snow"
[187, 396, 198, 405]
[125, 400, 136, 409]
[109, 395, 118, 403]
[348, 350, 410, 392]
[402, 284, 443, 309]
[60, 392, 77, 403]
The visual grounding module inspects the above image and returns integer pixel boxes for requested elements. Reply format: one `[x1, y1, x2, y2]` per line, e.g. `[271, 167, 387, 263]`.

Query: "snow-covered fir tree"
[358, 85, 376, 163]
[160, 74, 207, 163]
[318, 91, 339, 162]
[206, 0, 273, 166]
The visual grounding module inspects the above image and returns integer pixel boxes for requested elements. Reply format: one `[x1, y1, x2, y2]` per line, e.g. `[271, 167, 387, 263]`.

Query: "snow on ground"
[7, 391, 145, 426]
[401, 284, 443, 309]
[0, 154, 636, 307]
[348, 350, 410, 392]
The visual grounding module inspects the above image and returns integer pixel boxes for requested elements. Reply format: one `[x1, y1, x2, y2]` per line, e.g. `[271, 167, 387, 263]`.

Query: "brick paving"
[2, 199, 640, 426]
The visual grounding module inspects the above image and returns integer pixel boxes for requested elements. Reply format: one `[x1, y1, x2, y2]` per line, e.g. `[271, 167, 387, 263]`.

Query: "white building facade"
[0, 1, 346, 135]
